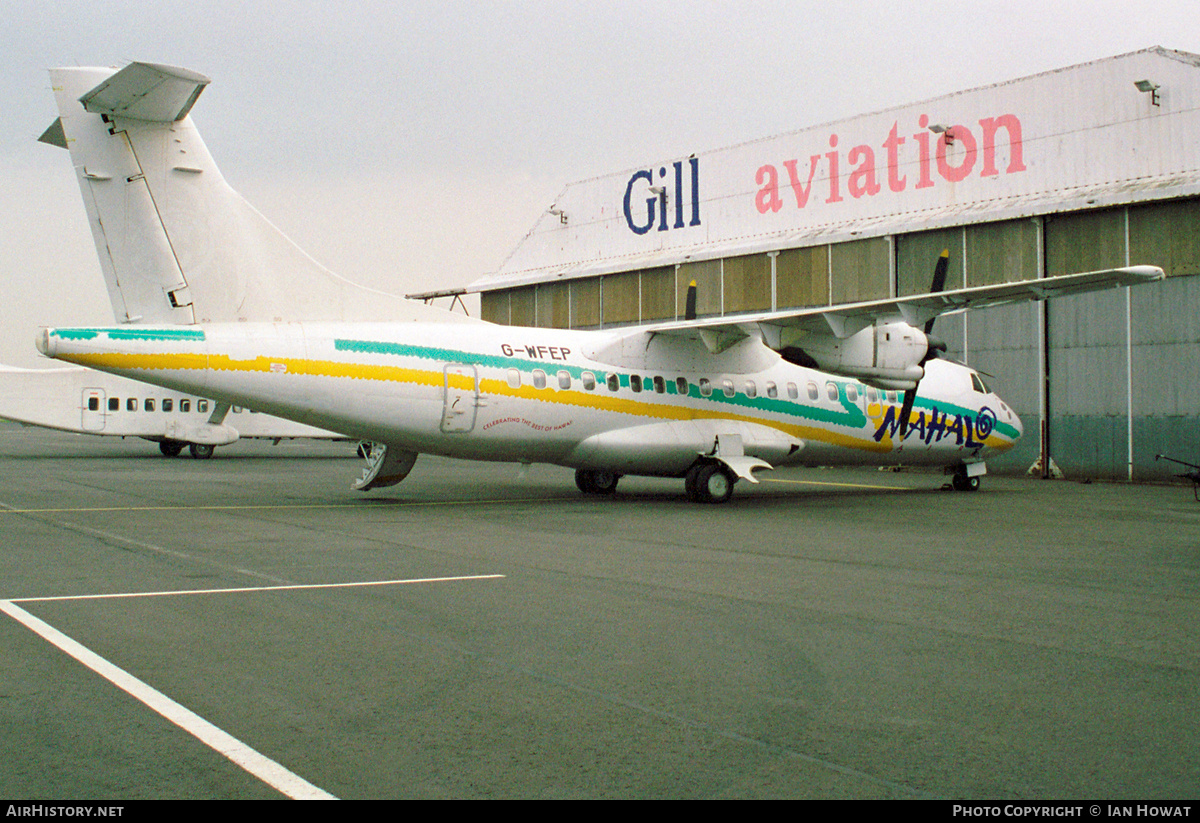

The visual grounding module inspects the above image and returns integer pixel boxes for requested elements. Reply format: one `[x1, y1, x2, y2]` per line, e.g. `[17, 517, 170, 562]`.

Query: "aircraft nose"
[1002, 398, 1023, 442]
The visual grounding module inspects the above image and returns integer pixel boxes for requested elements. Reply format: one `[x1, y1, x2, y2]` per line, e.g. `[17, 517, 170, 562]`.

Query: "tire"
[159, 441, 183, 458]
[693, 463, 735, 504]
[953, 472, 980, 492]
[189, 443, 215, 460]
[575, 468, 619, 495]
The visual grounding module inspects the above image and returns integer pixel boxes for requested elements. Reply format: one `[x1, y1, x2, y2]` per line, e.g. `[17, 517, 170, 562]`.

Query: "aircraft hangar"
[464, 47, 1200, 482]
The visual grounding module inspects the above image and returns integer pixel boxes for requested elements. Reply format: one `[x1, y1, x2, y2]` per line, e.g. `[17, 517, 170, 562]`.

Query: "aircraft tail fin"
[45, 63, 461, 325]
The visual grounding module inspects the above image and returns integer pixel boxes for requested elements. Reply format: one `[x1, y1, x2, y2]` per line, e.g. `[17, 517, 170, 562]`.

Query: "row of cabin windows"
[504, 367, 905, 404]
[88, 397, 254, 414]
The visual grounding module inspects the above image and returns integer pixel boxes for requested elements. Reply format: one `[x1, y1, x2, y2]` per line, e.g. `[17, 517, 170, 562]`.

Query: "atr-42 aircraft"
[34, 63, 1163, 501]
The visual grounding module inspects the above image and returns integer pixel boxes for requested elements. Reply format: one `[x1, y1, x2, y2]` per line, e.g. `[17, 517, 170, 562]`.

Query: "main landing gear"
[158, 440, 215, 459]
[575, 468, 620, 495]
[684, 462, 737, 504]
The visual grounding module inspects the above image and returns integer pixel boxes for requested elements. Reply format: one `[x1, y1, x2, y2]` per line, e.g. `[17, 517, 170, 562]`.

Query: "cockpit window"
[971, 373, 989, 394]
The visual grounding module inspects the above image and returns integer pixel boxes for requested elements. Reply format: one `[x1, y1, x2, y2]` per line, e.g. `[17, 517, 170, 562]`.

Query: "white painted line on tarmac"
[0, 599, 336, 800]
[9, 574, 506, 603]
[761, 477, 911, 491]
[2, 574, 505, 797]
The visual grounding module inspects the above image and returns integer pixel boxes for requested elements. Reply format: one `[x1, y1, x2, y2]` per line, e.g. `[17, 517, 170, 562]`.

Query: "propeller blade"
[899, 387, 917, 438]
[684, 279, 698, 321]
[924, 249, 951, 335]
[901, 250, 950, 438]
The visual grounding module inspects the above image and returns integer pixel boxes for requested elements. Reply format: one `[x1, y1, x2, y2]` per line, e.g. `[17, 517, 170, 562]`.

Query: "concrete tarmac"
[1, 420, 1197, 799]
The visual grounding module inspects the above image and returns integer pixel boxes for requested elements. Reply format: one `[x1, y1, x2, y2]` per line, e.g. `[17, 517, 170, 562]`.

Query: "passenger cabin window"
[676, 377, 689, 395]
[582, 372, 596, 391]
[630, 375, 642, 393]
[507, 368, 521, 388]
[826, 383, 838, 402]
[807, 382, 819, 401]
[88, 397, 99, 411]
[745, 380, 757, 398]
[722, 379, 735, 398]
[866, 387, 878, 403]
[699, 378, 712, 397]
[766, 382, 778, 399]
[846, 385, 858, 403]
[653, 376, 665, 394]
[108, 398, 119, 412]
[144, 399, 155, 412]
[887, 391, 898, 403]
[787, 383, 799, 400]
[532, 369, 547, 389]
[606, 373, 619, 392]
[558, 370, 571, 390]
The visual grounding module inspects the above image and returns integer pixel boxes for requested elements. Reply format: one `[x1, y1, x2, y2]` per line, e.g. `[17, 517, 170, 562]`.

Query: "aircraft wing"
[646, 265, 1165, 352]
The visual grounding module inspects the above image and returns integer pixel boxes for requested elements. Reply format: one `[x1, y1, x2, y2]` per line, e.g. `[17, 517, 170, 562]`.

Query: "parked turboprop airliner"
[32, 63, 1164, 501]
[0, 364, 344, 458]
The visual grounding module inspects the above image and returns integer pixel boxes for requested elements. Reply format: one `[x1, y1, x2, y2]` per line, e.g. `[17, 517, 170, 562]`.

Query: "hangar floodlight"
[1134, 79, 1160, 106]
[928, 123, 955, 144]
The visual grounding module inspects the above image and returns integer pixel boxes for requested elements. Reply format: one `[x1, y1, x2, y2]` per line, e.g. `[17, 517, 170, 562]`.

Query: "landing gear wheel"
[189, 443, 215, 460]
[687, 463, 736, 504]
[159, 441, 183, 458]
[575, 468, 619, 495]
[952, 472, 980, 492]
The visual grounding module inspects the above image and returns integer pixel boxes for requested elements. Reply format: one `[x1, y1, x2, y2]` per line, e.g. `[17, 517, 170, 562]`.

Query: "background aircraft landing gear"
[575, 468, 619, 495]
[685, 463, 736, 504]
[159, 440, 183, 458]
[189, 443, 215, 460]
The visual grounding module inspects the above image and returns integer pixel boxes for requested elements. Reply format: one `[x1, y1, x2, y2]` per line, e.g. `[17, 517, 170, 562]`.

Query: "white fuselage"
[0, 363, 343, 445]
[37, 321, 1021, 478]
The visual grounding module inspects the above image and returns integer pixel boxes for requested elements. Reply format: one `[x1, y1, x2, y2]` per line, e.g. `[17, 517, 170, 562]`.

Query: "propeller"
[898, 249, 951, 438]
[684, 279, 698, 321]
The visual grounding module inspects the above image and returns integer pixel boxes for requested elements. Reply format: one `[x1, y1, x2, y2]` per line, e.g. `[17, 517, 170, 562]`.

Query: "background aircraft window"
[582, 372, 596, 391]
[846, 385, 858, 402]
[107, 398, 119, 411]
[676, 377, 689, 395]
[558, 370, 571, 390]
[198, 400, 209, 413]
[126, 398, 137, 411]
[606, 373, 619, 392]
[745, 380, 757, 398]
[144, 399, 155, 412]
[180, 399, 191, 412]
[233, 406, 243, 413]
[699, 378, 712, 397]
[653, 376, 665, 394]
[722, 379, 735, 398]
[766, 382, 778, 399]
[533, 369, 546, 389]
[630, 375, 642, 393]
[507, 368, 521, 388]
[787, 383, 799, 400]
[88, 397, 99, 411]
[807, 382, 819, 401]
[163, 399, 173, 412]
[826, 383, 838, 402]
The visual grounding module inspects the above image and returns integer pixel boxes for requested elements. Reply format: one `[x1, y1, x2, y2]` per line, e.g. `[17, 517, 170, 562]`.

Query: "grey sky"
[2, 0, 1196, 366]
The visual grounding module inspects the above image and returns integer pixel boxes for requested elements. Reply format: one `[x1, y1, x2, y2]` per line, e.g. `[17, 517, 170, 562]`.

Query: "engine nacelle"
[778, 322, 930, 389]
